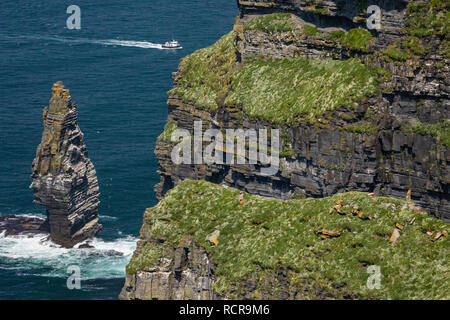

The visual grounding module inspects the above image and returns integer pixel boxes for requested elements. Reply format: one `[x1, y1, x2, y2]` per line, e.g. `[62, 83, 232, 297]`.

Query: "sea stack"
[30, 81, 102, 247]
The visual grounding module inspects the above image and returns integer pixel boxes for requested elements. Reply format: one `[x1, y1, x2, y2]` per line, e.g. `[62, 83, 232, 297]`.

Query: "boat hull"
[162, 45, 183, 49]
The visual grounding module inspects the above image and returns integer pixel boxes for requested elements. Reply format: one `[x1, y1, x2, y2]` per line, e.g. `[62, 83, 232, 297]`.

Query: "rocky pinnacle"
[30, 81, 102, 247]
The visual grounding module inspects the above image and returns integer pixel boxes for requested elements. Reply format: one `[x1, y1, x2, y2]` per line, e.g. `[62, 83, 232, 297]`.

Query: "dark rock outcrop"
[30, 81, 102, 248]
[0, 215, 48, 237]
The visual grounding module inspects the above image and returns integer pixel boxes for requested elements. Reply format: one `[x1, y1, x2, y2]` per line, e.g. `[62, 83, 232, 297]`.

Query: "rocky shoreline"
[0, 215, 48, 238]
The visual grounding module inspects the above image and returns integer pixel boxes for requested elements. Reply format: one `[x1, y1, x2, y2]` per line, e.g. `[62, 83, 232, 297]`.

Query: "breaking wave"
[0, 226, 137, 280]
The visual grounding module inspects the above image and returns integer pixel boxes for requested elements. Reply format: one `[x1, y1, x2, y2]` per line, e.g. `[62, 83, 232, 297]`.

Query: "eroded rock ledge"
[120, 235, 221, 300]
[30, 81, 102, 248]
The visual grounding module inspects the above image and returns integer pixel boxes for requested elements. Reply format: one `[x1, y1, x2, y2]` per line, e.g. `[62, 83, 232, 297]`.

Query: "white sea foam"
[0, 225, 137, 280]
[98, 215, 118, 221]
[0, 34, 165, 50]
[15, 213, 47, 220]
[0, 212, 46, 220]
[93, 39, 163, 49]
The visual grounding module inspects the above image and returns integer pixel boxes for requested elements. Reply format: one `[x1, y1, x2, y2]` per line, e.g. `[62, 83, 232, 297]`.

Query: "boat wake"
[0, 34, 169, 50]
[92, 38, 163, 49]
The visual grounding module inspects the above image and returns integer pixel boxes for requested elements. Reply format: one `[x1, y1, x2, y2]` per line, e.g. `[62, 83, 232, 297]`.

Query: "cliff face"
[30, 81, 102, 247]
[120, 234, 221, 300]
[154, 0, 449, 222]
[123, 0, 449, 300]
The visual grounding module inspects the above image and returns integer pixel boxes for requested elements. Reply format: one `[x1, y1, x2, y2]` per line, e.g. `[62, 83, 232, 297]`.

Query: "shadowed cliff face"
[30, 81, 102, 247]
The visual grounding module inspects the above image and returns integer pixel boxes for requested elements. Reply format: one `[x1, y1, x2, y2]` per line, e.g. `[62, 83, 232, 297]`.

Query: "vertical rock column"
[30, 81, 102, 247]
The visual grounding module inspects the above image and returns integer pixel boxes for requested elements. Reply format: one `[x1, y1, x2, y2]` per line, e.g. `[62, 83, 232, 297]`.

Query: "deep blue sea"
[0, 0, 237, 299]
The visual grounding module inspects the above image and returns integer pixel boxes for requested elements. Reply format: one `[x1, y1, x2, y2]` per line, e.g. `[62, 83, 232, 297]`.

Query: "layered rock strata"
[120, 234, 221, 300]
[30, 81, 102, 247]
[154, 0, 449, 221]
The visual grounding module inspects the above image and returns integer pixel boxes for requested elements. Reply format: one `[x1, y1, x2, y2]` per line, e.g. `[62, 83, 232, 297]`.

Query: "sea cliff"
[122, 0, 449, 299]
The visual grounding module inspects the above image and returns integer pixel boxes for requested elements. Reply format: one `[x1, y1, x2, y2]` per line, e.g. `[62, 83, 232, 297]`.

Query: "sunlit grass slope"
[128, 180, 449, 300]
[169, 32, 379, 124]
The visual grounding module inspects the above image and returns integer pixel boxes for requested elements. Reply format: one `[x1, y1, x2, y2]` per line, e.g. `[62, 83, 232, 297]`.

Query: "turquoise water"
[0, 0, 237, 299]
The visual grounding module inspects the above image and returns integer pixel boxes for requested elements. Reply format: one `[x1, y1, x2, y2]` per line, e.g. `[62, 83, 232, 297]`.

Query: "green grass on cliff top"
[243, 13, 293, 33]
[169, 32, 379, 124]
[225, 56, 379, 124]
[168, 32, 236, 110]
[130, 180, 449, 300]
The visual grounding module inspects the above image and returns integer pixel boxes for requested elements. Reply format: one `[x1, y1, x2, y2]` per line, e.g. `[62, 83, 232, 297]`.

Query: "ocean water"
[0, 0, 237, 299]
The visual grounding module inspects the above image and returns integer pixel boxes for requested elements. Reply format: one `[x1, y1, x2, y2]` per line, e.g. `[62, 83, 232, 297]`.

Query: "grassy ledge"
[169, 29, 379, 125]
[404, 0, 449, 38]
[327, 28, 374, 52]
[243, 13, 293, 33]
[158, 120, 178, 142]
[413, 119, 450, 147]
[131, 180, 449, 299]
[300, 25, 375, 53]
[126, 243, 166, 274]
[168, 32, 237, 110]
[225, 57, 379, 124]
[381, 0, 450, 62]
